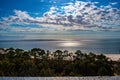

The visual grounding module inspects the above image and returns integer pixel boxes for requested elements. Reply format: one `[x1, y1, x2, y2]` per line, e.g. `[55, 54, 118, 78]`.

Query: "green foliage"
[97, 67, 109, 76]
[114, 61, 120, 75]
[0, 48, 118, 76]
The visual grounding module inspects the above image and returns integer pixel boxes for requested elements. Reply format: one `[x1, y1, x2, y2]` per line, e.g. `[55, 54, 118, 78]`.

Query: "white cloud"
[110, 2, 118, 5]
[1, 1, 120, 32]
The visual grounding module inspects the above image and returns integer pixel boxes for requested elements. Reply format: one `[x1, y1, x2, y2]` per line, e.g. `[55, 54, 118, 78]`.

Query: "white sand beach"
[105, 54, 120, 61]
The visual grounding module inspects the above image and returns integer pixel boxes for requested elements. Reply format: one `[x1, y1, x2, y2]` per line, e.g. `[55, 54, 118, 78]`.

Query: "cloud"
[0, 1, 120, 32]
[110, 2, 118, 5]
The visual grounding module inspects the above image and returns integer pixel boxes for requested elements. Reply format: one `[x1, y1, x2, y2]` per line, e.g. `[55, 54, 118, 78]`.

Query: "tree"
[40, 50, 46, 59]
[0, 48, 115, 76]
[97, 67, 109, 76]
[87, 52, 96, 62]
[75, 50, 83, 60]
[31, 48, 41, 59]
[96, 54, 108, 61]
[114, 61, 120, 75]
[40, 68, 54, 76]
[54, 50, 63, 60]
[6, 48, 16, 59]
[63, 50, 68, 57]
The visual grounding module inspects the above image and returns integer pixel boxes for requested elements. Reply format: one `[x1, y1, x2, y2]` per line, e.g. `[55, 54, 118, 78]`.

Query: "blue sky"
[0, 0, 120, 40]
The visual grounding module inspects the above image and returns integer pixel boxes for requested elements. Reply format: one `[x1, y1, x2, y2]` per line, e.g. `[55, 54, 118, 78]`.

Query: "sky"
[0, 0, 120, 40]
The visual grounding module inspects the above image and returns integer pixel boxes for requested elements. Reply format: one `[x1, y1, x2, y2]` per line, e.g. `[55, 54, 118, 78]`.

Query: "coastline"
[105, 54, 120, 61]
[0, 77, 120, 80]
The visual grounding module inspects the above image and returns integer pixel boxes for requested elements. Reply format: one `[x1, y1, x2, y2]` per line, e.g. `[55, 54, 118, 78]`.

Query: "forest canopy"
[0, 48, 120, 76]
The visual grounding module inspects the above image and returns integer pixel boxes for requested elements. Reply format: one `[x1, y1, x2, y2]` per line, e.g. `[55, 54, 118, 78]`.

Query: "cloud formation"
[0, 1, 120, 32]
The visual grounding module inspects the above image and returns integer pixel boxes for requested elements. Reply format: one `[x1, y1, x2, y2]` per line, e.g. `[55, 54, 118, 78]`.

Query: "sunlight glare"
[59, 41, 81, 47]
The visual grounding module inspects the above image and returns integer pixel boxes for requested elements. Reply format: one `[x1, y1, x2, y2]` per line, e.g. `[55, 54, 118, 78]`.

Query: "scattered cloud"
[0, 1, 120, 32]
[110, 2, 118, 5]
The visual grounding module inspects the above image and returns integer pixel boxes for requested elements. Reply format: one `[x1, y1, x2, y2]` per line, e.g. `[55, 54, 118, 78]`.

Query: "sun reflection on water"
[59, 41, 81, 47]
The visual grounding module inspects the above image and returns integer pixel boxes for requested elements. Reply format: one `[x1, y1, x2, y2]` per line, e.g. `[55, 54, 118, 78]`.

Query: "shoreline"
[0, 77, 120, 80]
[105, 54, 120, 61]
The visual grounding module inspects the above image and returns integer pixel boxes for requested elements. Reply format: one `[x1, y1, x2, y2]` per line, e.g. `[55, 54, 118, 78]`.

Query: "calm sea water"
[0, 39, 120, 54]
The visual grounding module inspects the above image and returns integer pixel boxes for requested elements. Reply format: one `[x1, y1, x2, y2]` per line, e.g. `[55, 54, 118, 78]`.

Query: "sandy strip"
[105, 54, 120, 61]
[0, 77, 120, 80]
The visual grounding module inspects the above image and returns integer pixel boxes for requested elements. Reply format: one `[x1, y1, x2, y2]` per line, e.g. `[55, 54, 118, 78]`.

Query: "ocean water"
[0, 39, 120, 54]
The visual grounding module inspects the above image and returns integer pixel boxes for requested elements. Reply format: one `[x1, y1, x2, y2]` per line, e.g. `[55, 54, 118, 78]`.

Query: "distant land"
[0, 39, 65, 42]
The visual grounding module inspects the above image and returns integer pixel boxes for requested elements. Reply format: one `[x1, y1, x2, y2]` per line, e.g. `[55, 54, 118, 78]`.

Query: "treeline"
[0, 48, 120, 76]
